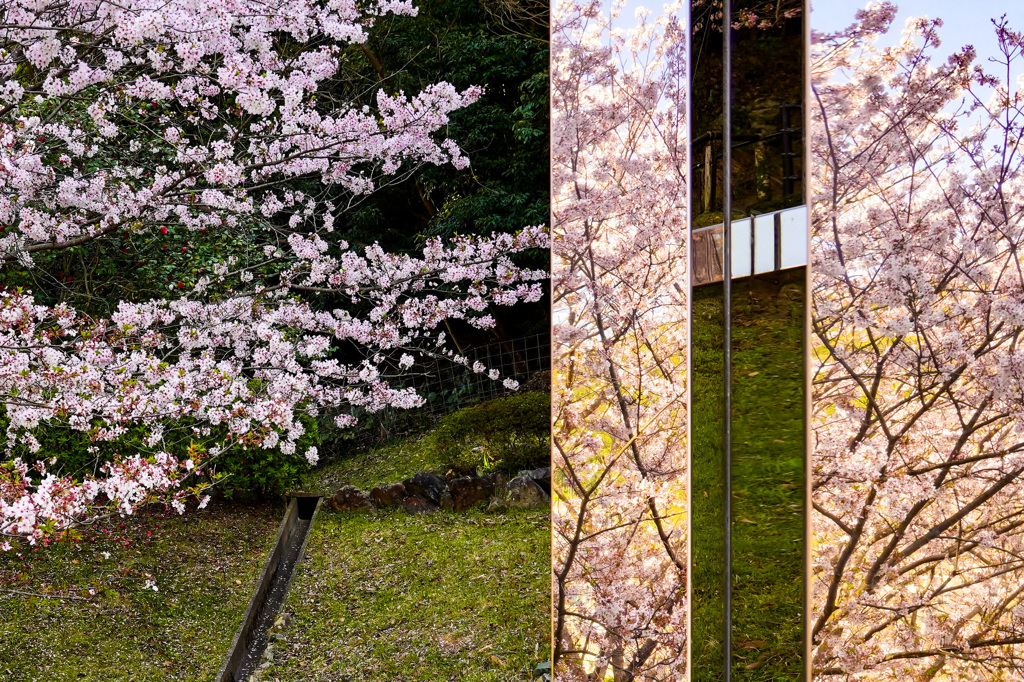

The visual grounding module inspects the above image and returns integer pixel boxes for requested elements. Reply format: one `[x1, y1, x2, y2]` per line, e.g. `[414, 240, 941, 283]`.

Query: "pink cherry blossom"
[811, 6, 1024, 677]
[552, 1, 688, 678]
[0, 0, 548, 544]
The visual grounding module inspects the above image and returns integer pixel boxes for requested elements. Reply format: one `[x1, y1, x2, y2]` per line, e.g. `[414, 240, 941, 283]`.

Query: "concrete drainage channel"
[216, 492, 322, 682]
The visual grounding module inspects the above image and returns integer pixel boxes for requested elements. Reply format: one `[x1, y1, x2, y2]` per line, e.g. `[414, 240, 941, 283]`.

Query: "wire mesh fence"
[322, 333, 551, 456]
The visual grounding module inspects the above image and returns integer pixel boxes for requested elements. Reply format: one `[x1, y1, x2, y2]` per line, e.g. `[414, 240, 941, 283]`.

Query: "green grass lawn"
[0, 500, 281, 681]
[256, 433, 552, 681]
[691, 271, 805, 681]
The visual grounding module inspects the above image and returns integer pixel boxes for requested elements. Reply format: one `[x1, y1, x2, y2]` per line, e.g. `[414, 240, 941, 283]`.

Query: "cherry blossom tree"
[0, 0, 547, 545]
[551, 1, 688, 679]
[811, 4, 1024, 677]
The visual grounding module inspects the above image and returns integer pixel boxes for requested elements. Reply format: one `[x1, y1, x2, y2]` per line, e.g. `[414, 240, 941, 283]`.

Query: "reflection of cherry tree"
[0, 0, 546, 545]
[551, 1, 687, 679]
[812, 4, 1024, 677]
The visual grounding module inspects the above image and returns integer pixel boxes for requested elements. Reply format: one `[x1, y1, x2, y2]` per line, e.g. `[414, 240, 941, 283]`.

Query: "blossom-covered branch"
[0, 0, 548, 544]
[552, 2, 687, 679]
[811, 4, 1024, 677]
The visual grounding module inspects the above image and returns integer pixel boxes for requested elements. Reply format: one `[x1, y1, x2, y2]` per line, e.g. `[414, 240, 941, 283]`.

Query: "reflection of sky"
[813, 1, 1022, 66]
[810, 3, 1024, 284]
[812, 2, 1024, 140]
[560, 0, 687, 110]
[575, 0, 686, 35]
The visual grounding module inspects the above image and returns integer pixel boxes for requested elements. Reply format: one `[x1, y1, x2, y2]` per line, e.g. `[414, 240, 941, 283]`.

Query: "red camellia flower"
[160, 227, 168, 235]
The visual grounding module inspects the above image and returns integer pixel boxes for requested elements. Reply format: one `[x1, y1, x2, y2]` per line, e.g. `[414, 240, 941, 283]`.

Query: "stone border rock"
[327, 468, 551, 515]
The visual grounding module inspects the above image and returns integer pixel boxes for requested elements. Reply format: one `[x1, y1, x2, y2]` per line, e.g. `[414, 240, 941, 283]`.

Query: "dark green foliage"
[0, 405, 144, 481]
[332, 0, 549, 253]
[214, 413, 320, 500]
[428, 391, 549, 475]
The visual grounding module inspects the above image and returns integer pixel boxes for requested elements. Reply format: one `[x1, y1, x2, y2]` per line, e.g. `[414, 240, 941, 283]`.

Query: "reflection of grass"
[730, 271, 804, 680]
[691, 270, 805, 681]
[0, 502, 281, 681]
[692, 283, 727, 681]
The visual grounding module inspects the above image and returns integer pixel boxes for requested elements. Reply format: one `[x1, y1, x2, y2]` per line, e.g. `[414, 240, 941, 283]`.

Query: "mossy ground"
[303, 434, 453, 495]
[257, 432, 551, 681]
[1, 410, 550, 682]
[0, 501, 281, 681]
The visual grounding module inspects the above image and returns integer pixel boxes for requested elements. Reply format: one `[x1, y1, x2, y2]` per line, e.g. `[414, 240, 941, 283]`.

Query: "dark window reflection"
[691, 0, 805, 679]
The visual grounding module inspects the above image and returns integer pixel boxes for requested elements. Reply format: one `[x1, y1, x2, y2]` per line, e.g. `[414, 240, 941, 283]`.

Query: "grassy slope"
[691, 272, 805, 681]
[0, 501, 281, 681]
[259, 434, 551, 681]
[300, 435, 453, 494]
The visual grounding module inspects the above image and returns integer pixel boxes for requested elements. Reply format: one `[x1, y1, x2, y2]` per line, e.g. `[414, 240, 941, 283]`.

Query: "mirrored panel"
[690, 1, 806, 679]
[551, 1, 690, 679]
[727, 1, 805, 679]
[810, 2, 1024, 678]
[690, 2, 728, 677]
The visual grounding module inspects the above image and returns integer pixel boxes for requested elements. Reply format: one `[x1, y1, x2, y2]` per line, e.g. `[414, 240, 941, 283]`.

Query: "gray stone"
[369, 482, 407, 508]
[505, 473, 549, 509]
[439, 489, 454, 510]
[328, 485, 375, 512]
[403, 471, 447, 505]
[522, 467, 551, 495]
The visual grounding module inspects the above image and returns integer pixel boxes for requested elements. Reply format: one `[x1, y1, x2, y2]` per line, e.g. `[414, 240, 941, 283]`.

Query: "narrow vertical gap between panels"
[802, 1, 812, 679]
[722, 2, 734, 681]
[685, 0, 695, 676]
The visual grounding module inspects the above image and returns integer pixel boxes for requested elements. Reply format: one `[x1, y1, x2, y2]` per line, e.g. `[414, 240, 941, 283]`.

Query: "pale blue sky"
[811, 1, 1024, 124]
[813, 1, 1021, 65]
